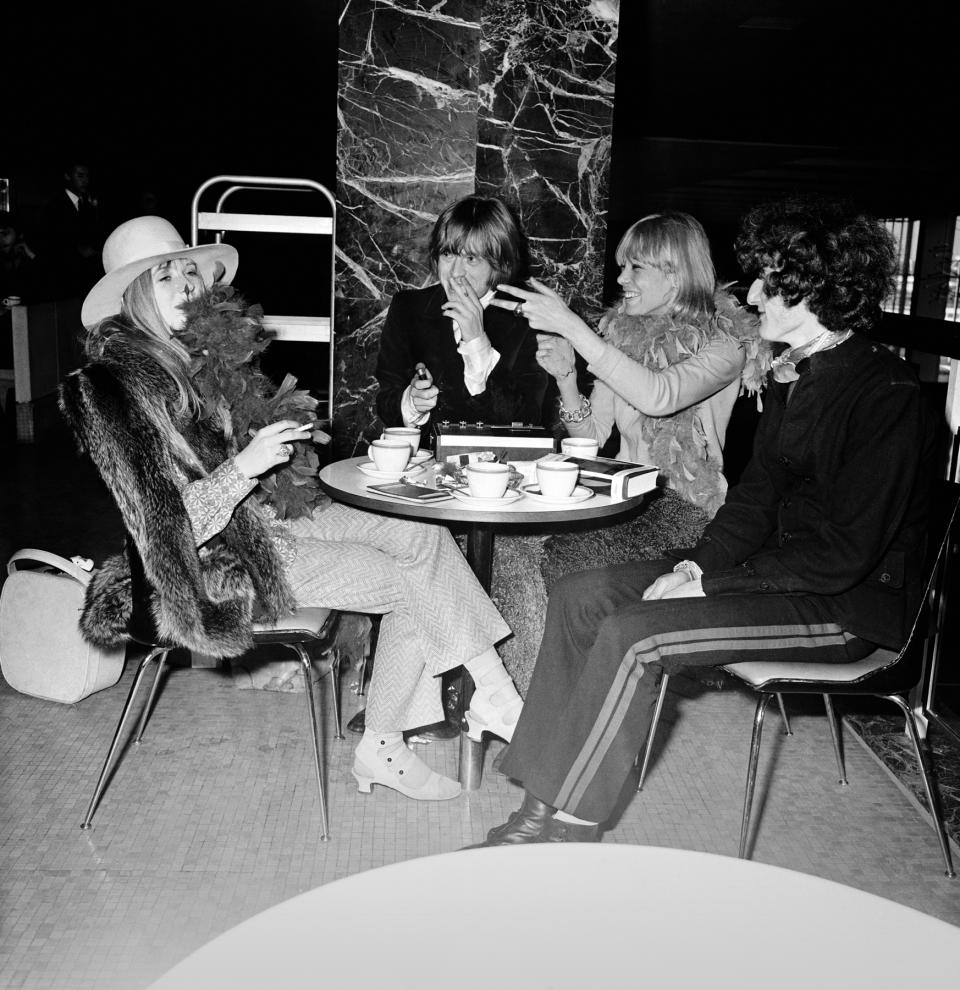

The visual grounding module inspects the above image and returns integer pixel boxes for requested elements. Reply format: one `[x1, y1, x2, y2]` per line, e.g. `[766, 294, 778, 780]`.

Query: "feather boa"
[176, 285, 330, 520]
[597, 289, 770, 516]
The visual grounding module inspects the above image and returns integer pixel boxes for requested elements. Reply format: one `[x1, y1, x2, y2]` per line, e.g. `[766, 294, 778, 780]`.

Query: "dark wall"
[605, 0, 960, 300]
[6, 2, 339, 244]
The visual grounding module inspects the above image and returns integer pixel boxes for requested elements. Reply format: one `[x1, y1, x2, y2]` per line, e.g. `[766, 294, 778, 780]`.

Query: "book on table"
[366, 482, 453, 503]
[561, 455, 659, 501]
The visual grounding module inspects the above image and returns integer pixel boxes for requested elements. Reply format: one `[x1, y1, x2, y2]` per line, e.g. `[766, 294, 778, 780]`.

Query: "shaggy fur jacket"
[58, 343, 294, 658]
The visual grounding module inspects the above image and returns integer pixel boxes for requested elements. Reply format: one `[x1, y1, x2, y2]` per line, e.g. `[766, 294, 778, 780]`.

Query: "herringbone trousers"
[287, 503, 509, 731]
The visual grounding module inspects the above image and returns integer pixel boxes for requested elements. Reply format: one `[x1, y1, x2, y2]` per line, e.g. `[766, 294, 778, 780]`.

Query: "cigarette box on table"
[432, 422, 556, 464]
[563, 455, 660, 502]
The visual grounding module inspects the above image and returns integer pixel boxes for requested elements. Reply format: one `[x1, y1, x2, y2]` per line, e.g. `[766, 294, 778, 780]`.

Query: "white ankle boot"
[464, 672, 523, 744]
[353, 735, 461, 801]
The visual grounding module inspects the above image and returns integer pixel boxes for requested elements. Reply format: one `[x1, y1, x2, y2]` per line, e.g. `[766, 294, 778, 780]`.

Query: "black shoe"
[347, 709, 366, 734]
[406, 719, 461, 743]
[542, 818, 601, 843]
[463, 792, 556, 848]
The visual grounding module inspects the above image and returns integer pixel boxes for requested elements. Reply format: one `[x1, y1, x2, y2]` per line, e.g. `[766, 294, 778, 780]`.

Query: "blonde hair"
[84, 267, 200, 419]
[615, 212, 717, 321]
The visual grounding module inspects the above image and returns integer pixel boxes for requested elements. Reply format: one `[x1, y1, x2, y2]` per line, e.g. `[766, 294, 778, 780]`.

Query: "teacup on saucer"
[368, 438, 411, 473]
[465, 462, 510, 499]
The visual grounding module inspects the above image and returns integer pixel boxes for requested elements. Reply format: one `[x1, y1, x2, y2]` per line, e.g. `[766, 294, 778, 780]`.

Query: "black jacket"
[690, 334, 933, 649]
[375, 283, 549, 444]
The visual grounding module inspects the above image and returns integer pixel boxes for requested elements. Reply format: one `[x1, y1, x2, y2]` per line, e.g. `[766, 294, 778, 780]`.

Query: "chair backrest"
[869, 479, 960, 692]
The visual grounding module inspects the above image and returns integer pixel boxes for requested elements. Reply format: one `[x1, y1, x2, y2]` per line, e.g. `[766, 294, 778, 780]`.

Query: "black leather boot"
[464, 792, 556, 847]
[542, 817, 601, 843]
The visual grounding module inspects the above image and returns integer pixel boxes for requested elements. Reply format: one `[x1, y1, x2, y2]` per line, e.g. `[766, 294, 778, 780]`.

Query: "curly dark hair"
[734, 196, 897, 335]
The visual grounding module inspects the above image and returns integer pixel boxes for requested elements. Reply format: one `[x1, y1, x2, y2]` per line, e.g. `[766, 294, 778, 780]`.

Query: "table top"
[319, 456, 648, 525]
[147, 844, 960, 989]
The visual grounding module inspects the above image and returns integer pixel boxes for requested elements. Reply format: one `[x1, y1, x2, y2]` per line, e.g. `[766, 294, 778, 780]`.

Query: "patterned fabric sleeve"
[256, 501, 300, 568]
[181, 460, 299, 566]
[181, 460, 257, 545]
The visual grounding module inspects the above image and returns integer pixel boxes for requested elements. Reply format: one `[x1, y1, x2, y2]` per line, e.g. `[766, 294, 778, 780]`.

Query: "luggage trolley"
[190, 175, 336, 423]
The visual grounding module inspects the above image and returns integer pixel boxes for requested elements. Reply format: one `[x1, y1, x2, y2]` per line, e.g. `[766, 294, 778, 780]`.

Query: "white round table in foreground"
[147, 844, 960, 989]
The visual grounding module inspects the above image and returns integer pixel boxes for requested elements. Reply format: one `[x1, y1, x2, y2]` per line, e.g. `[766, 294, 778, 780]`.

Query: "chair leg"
[353, 615, 381, 697]
[637, 674, 670, 791]
[775, 693, 792, 735]
[885, 694, 955, 878]
[739, 693, 775, 859]
[80, 647, 168, 830]
[822, 694, 848, 786]
[290, 644, 330, 841]
[329, 648, 344, 740]
[134, 649, 170, 743]
[353, 652, 367, 697]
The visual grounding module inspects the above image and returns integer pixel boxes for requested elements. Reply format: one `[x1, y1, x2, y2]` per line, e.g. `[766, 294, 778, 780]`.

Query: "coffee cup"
[537, 460, 579, 498]
[368, 438, 411, 473]
[3, 296, 22, 308]
[465, 462, 510, 499]
[382, 426, 421, 456]
[560, 437, 600, 458]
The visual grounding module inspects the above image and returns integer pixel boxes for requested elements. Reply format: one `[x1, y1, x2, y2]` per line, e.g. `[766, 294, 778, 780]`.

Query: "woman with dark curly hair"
[470, 196, 936, 845]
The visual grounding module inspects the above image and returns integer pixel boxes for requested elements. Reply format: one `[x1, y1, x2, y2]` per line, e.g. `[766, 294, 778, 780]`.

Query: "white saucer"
[521, 484, 594, 505]
[410, 449, 434, 465]
[357, 461, 427, 481]
[450, 488, 524, 509]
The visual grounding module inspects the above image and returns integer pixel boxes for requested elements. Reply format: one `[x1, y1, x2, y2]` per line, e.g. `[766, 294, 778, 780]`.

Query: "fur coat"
[58, 342, 295, 658]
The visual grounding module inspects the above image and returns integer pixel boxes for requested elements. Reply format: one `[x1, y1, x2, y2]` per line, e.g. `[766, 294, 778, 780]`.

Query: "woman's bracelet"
[558, 394, 592, 424]
[672, 559, 703, 581]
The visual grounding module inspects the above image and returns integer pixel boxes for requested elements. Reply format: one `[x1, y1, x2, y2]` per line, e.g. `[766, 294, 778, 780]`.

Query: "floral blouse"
[181, 460, 299, 567]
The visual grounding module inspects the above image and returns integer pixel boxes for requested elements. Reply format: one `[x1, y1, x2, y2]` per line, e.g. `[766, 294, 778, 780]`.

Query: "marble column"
[477, 0, 619, 321]
[334, 0, 619, 456]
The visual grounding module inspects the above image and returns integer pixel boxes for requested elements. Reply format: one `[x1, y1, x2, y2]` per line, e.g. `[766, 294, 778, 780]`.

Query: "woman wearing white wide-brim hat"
[61, 216, 523, 804]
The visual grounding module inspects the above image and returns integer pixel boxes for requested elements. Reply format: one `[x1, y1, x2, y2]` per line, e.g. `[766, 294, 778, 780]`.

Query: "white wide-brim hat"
[81, 215, 239, 329]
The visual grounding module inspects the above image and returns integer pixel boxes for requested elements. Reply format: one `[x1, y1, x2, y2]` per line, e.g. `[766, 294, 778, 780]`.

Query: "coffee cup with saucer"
[465, 462, 511, 499]
[560, 437, 599, 458]
[536, 460, 579, 498]
[368, 438, 411, 474]
[382, 426, 421, 458]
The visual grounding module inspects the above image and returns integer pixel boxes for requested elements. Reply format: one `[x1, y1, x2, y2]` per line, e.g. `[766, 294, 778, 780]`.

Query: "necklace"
[769, 329, 853, 383]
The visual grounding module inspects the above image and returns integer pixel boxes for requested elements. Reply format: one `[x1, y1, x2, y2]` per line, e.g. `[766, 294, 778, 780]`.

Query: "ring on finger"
[515, 300, 525, 316]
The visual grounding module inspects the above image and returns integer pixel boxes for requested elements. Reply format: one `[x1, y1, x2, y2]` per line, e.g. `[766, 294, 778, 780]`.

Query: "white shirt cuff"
[401, 384, 430, 427]
[458, 333, 500, 396]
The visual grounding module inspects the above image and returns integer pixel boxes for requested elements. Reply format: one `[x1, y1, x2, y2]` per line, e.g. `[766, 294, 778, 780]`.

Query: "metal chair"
[637, 679, 791, 792]
[724, 480, 960, 878]
[80, 543, 344, 839]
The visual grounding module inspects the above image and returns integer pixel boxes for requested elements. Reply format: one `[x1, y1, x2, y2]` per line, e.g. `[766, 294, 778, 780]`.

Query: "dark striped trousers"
[499, 559, 875, 824]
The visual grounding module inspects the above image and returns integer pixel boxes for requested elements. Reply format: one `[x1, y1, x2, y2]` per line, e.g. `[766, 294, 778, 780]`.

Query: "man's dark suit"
[39, 190, 103, 298]
[375, 283, 550, 443]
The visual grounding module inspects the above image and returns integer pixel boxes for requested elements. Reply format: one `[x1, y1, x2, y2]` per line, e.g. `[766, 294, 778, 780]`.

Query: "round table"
[146, 844, 960, 989]
[319, 456, 650, 787]
[319, 456, 649, 589]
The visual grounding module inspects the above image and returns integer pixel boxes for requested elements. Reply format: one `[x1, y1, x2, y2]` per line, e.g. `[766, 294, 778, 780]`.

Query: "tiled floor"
[1, 423, 959, 989]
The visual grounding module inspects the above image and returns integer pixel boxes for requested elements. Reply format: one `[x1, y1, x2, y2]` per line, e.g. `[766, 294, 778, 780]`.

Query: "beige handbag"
[0, 549, 126, 704]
